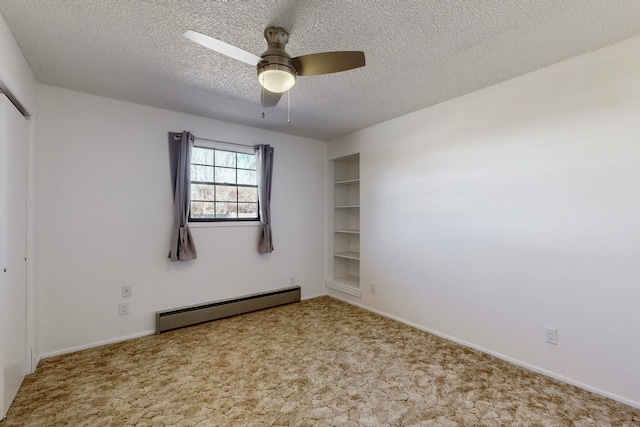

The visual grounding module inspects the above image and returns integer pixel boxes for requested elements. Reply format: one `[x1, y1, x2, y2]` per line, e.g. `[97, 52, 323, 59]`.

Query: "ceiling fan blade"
[183, 30, 261, 66]
[261, 87, 282, 108]
[291, 51, 365, 76]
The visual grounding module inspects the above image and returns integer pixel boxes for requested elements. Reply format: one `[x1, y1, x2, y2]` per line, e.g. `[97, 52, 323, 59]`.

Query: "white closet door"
[0, 93, 28, 420]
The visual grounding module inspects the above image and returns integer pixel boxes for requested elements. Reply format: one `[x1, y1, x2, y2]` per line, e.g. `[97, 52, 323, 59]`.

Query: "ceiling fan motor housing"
[257, 27, 297, 92]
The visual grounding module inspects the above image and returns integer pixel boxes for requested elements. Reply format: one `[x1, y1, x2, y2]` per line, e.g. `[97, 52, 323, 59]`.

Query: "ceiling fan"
[183, 27, 365, 108]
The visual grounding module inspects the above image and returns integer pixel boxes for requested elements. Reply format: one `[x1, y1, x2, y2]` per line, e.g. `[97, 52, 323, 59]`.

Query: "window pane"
[190, 147, 260, 222]
[215, 185, 237, 202]
[238, 203, 258, 218]
[191, 201, 215, 218]
[191, 202, 203, 217]
[191, 184, 215, 201]
[238, 186, 257, 202]
[237, 169, 256, 185]
[237, 153, 256, 170]
[216, 202, 237, 218]
[203, 202, 215, 216]
[192, 147, 213, 165]
[215, 167, 236, 184]
[215, 150, 236, 168]
[191, 165, 213, 182]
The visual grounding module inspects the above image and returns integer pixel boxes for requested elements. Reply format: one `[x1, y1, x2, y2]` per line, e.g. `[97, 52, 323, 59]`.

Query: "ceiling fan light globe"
[258, 67, 296, 93]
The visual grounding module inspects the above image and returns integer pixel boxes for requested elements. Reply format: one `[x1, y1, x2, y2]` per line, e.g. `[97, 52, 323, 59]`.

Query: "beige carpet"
[1, 296, 639, 426]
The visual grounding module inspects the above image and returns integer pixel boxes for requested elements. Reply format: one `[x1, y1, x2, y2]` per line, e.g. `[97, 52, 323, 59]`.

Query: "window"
[189, 144, 259, 222]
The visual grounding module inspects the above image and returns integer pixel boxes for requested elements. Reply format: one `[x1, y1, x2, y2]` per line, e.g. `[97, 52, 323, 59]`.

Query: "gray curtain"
[255, 144, 274, 253]
[168, 131, 197, 261]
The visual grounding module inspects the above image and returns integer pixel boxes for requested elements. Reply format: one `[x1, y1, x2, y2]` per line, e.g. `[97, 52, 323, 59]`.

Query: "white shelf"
[334, 251, 360, 260]
[332, 275, 359, 287]
[334, 229, 360, 234]
[326, 276, 361, 297]
[335, 205, 359, 209]
[334, 178, 360, 185]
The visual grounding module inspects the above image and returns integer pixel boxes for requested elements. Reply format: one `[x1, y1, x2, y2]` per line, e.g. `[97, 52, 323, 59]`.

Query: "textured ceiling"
[2, 1, 640, 140]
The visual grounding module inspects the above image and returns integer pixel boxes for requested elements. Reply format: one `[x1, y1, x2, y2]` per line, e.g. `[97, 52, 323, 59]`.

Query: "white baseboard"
[33, 355, 41, 372]
[38, 330, 155, 362]
[36, 294, 638, 410]
[328, 294, 640, 411]
[36, 290, 320, 365]
[301, 292, 327, 301]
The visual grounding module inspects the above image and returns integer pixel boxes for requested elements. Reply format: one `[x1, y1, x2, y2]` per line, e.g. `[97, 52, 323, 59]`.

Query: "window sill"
[189, 221, 260, 228]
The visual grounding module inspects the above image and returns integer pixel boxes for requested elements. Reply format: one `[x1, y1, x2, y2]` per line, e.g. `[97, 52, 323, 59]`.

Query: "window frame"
[188, 140, 260, 225]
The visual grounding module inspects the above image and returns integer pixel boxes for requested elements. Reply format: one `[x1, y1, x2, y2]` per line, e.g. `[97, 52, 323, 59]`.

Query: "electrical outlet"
[119, 302, 130, 316]
[122, 285, 132, 298]
[545, 327, 557, 345]
[290, 276, 295, 286]
[370, 283, 376, 294]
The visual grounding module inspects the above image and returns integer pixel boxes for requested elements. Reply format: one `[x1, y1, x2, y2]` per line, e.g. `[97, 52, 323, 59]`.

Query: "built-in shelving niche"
[326, 153, 361, 298]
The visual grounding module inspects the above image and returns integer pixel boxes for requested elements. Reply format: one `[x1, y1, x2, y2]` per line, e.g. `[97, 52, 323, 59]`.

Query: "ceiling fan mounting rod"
[264, 27, 289, 48]
[258, 27, 296, 75]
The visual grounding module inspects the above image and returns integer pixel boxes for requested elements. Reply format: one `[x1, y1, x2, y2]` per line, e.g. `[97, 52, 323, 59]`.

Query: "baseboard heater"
[155, 286, 301, 334]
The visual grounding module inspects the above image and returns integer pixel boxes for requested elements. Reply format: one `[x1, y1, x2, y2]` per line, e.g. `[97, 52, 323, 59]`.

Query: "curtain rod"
[193, 136, 254, 149]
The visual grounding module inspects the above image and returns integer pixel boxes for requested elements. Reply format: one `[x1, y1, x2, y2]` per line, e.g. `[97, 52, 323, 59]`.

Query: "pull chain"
[259, 92, 289, 124]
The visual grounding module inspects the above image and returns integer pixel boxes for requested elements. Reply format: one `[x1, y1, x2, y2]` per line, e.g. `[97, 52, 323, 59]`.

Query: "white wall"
[328, 35, 640, 407]
[37, 85, 326, 357]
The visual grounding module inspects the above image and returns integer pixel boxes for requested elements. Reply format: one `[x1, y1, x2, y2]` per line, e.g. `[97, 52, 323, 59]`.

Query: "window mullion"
[235, 154, 239, 218]
[213, 148, 217, 218]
